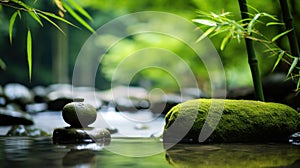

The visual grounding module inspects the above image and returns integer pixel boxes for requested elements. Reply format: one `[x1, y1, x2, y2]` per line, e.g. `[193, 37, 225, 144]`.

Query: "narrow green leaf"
[17, 10, 22, 19]
[209, 27, 230, 38]
[266, 22, 285, 26]
[28, 11, 43, 26]
[11, 0, 31, 9]
[261, 12, 279, 21]
[192, 19, 217, 27]
[220, 32, 232, 50]
[62, 1, 94, 33]
[9, 11, 18, 44]
[39, 11, 78, 28]
[196, 27, 216, 42]
[272, 51, 285, 71]
[27, 29, 32, 81]
[297, 72, 300, 91]
[37, 13, 65, 34]
[247, 13, 261, 34]
[0, 59, 6, 70]
[271, 29, 293, 42]
[67, 0, 92, 21]
[246, 4, 259, 13]
[287, 57, 298, 77]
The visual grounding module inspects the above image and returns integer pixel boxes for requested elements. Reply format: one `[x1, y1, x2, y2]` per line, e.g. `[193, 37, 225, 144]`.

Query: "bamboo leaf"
[271, 29, 293, 42]
[62, 1, 94, 33]
[39, 11, 78, 28]
[246, 4, 259, 13]
[54, 0, 66, 12]
[11, 0, 31, 9]
[67, 0, 92, 21]
[220, 32, 232, 50]
[266, 22, 285, 26]
[272, 50, 285, 71]
[196, 27, 216, 42]
[28, 11, 43, 26]
[297, 72, 300, 91]
[247, 13, 261, 34]
[0, 59, 6, 70]
[261, 12, 279, 21]
[287, 57, 298, 77]
[27, 29, 32, 81]
[192, 19, 217, 27]
[9, 11, 18, 44]
[37, 13, 65, 34]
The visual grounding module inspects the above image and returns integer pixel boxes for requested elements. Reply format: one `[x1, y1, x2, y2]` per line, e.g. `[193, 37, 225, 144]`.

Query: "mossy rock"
[163, 99, 300, 143]
[62, 101, 97, 128]
[52, 127, 111, 144]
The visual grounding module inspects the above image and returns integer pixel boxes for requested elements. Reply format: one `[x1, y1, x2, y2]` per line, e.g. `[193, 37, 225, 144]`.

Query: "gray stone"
[0, 107, 33, 126]
[4, 83, 33, 109]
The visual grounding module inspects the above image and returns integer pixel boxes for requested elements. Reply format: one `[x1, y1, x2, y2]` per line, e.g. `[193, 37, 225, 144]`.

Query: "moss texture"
[163, 99, 300, 143]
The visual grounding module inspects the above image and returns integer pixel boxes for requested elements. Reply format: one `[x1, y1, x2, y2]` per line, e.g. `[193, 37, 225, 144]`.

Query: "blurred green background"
[0, 0, 299, 93]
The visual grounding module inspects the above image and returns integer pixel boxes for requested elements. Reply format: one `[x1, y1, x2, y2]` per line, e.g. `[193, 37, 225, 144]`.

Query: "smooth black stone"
[0, 107, 33, 126]
[52, 127, 111, 144]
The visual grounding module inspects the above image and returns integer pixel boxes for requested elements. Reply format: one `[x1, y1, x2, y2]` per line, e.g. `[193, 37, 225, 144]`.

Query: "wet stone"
[52, 127, 111, 144]
[62, 101, 97, 128]
[164, 99, 300, 143]
[4, 83, 33, 109]
[0, 107, 33, 126]
[289, 132, 300, 145]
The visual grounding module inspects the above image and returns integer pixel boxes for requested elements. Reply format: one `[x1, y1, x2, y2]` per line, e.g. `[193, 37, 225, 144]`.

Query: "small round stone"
[62, 101, 97, 128]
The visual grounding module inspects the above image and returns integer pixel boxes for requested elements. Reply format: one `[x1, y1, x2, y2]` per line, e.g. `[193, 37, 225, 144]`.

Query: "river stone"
[6, 125, 49, 136]
[4, 83, 33, 109]
[62, 101, 97, 128]
[0, 107, 33, 126]
[163, 99, 300, 143]
[52, 127, 111, 144]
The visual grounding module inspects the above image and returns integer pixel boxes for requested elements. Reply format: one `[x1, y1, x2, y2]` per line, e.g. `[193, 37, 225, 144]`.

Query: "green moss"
[163, 99, 300, 143]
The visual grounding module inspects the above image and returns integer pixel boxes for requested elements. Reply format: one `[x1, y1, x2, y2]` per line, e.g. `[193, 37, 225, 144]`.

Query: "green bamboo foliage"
[1, 0, 94, 81]
[193, 1, 300, 94]
[279, 0, 300, 87]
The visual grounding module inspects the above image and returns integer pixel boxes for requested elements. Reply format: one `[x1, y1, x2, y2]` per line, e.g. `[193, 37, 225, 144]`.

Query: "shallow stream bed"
[0, 110, 300, 167]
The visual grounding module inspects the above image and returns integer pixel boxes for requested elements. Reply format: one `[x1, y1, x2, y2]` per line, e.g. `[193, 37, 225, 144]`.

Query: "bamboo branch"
[238, 0, 265, 101]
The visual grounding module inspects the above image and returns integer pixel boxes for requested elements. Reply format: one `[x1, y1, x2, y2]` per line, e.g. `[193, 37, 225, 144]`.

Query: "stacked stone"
[52, 98, 110, 144]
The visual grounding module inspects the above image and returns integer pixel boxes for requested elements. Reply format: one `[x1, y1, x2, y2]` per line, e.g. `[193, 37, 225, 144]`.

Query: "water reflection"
[1, 136, 300, 168]
[165, 143, 300, 168]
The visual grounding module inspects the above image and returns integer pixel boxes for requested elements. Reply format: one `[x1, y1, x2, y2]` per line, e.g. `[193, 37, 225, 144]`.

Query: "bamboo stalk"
[238, 0, 265, 101]
[279, 0, 300, 68]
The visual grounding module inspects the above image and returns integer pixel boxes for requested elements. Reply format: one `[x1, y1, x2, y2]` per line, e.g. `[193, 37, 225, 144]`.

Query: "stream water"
[0, 136, 300, 168]
[0, 110, 300, 167]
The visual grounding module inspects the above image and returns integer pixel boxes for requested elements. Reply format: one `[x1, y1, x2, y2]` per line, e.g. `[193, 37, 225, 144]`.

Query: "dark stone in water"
[289, 132, 300, 145]
[6, 125, 49, 136]
[48, 98, 72, 111]
[52, 127, 111, 144]
[32, 85, 48, 103]
[150, 94, 193, 114]
[0, 107, 33, 126]
[106, 127, 118, 134]
[115, 97, 149, 112]
[4, 83, 33, 110]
